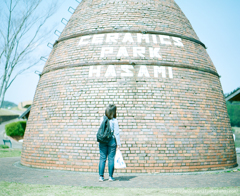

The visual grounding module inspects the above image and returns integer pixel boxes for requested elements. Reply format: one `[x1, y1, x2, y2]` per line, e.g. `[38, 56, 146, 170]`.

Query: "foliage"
[0, 0, 61, 108]
[234, 130, 240, 148]
[1, 101, 17, 108]
[226, 102, 240, 127]
[0, 144, 9, 149]
[5, 121, 26, 137]
[235, 141, 240, 148]
[232, 127, 240, 147]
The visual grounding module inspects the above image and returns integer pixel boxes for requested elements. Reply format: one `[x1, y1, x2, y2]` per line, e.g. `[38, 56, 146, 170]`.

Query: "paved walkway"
[0, 155, 240, 188]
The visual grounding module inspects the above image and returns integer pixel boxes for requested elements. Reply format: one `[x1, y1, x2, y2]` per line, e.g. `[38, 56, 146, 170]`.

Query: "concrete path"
[0, 155, 240, 188]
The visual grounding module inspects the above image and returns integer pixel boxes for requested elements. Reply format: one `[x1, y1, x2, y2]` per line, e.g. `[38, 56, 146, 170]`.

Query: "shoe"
[99, 176, 104, 182]
[108, 177, 115, 181]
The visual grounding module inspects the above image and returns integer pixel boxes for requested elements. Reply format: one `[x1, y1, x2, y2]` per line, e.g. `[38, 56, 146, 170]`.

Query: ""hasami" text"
[89, 65, 173, 79]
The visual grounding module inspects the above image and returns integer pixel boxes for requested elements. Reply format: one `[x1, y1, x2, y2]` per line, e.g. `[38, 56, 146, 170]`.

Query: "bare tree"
[0, 0, 61, 108]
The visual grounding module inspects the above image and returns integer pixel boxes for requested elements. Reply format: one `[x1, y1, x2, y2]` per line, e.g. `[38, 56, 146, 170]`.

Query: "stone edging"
[13, 157, 240, 176]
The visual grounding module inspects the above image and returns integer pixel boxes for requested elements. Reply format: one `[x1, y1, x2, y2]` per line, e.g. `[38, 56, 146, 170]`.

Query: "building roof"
[225, 88, 240, 102]
[18, 100, 33, 110]
[0, 109, 19, 116]
[19, 106, 31, 119]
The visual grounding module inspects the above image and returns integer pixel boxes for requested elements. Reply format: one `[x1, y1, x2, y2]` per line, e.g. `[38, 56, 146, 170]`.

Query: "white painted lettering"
[138, 65, 150, 77]
[121, 65, 134, 77]
[159, 35, 172, 45]
[137, 33, 150, 43]
[78, 33, 184, 63]
[168, 67, 173, 78]
[100, 47, 113, 57]
[79, 35, 91, 46]
[133, 47, 145, 57]
[106, 33, 119, 43]
[105, 65, 116, 77]
[92, 34, 104, 44]
[152, 35, 158, 44]
[122, 33, 134, 43]
[117, 47, 129, 57]
[88, 65, 174, 79]
[172, 37, 184, 47]
[149, 47, 162, 59]
[89, 66, 101, 77]
[154, 66, 166, 78]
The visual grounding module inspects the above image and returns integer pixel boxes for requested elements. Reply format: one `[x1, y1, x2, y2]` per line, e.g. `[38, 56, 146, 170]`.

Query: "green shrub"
[5, 121, 26, 137]
[227, 102, 240, 127]
[232, 128, 235, 133]
[235, 141, 240, 148]
[0, 145, 9, 149]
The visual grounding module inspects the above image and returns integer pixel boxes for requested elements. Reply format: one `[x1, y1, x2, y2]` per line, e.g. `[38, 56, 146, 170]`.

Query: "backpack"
[97, 116, 113, 143]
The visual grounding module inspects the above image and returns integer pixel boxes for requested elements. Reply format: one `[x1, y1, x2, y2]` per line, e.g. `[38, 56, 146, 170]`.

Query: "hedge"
[227, 102, 240, 127]
[0, 145, 9, 149]
[5, 121, 26, 137]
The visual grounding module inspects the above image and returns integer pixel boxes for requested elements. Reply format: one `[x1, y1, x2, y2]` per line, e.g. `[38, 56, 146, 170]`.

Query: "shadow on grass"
[115, 176, 137, 181]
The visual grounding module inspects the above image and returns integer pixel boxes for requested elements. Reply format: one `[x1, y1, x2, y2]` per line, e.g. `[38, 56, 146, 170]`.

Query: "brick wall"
[21, 0, 237, 173]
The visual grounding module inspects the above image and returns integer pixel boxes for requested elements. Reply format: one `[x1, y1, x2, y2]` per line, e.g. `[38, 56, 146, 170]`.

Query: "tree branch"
[6, 60, 40, 90]
[0, 0, 61, 108]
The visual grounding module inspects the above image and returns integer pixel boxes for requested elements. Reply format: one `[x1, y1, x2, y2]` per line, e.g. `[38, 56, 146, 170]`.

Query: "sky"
[4, 0, 240, 105]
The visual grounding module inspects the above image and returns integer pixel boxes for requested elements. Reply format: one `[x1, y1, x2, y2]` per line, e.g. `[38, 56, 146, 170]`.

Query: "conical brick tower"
[21, 0, 237, 173]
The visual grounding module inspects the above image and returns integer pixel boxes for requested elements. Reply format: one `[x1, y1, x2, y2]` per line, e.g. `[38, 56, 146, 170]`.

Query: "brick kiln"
[21, 0, 237, 173]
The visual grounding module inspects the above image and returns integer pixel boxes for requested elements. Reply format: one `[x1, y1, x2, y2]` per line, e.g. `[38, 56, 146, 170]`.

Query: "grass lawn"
[0, 149, 21, 158]
[0, 131, 238, 196]
[0, 182, 239, 196]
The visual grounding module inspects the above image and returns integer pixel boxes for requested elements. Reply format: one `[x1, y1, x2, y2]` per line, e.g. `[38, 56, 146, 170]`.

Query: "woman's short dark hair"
[105, 104, 117, 119]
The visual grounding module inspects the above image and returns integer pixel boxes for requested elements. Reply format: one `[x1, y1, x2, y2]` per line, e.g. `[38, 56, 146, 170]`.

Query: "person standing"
[98, 104, 121, 182]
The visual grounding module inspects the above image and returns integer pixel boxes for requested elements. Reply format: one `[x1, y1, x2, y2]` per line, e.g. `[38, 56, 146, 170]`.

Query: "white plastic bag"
[114, 149, 126, 169]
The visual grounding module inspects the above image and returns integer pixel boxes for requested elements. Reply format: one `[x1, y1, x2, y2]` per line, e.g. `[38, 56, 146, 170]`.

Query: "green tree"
[0, 0, 61, 108]
[226, 102, 240, 127]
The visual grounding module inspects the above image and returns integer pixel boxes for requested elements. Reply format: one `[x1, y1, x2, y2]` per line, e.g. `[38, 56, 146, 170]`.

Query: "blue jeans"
[99, 137, 116, 177]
